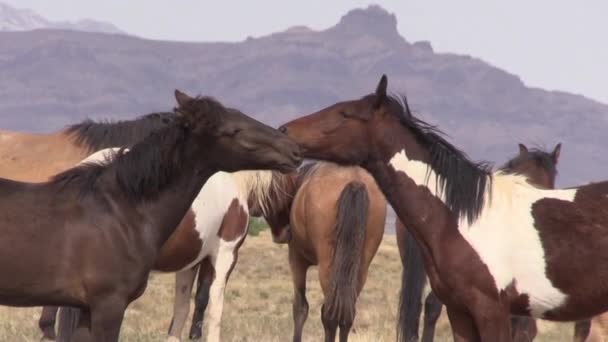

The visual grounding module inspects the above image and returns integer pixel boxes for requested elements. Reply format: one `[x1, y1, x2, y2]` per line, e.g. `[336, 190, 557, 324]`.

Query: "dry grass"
[0, 231, 575, 341]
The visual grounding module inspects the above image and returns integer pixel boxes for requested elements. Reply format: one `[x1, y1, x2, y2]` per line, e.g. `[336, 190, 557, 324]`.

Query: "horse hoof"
[167, 336, 181, 342]
[188, 332, 202, 340]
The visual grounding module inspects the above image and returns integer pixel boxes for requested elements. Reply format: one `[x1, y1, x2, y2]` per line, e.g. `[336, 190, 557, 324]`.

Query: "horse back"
[290, 162, 386, 265]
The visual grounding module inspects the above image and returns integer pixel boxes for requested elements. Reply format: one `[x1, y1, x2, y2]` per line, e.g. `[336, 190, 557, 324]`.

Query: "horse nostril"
[279, 126, 287, 134]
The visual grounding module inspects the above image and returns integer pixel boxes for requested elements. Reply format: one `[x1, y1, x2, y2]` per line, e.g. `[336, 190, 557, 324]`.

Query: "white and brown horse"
[280, 75, 608, 341]
[395, 143, 593, 342]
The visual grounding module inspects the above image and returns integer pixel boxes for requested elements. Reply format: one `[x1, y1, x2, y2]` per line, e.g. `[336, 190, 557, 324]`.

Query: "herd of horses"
[0, 76, 607, 342]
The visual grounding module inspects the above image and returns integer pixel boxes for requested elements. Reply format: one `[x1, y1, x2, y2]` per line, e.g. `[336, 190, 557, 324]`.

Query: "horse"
[285, 162, 386, 342]
[0, 112, 175, 183]
[280, 74, 608, 341]
[0, 89, 301, 341]
[396, 143, 573, 342]
[9, 107, 290, 342]
[54, 158, 292, 342]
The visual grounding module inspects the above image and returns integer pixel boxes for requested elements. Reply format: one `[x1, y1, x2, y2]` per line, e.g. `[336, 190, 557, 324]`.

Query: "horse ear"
[518, 143, 528, 155]
[373, 74, 388, 108]
[552, 143, 562, 164]
[174, 89, 193, 109]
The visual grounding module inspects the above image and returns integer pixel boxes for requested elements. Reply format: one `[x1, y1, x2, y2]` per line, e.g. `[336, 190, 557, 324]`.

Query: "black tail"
[323, 181, 369, 326]
[397, 222, 428, 342]
[56, 307, 81, 342]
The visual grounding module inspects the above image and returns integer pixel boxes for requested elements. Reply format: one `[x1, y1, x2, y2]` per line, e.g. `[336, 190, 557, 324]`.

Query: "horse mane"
[65, 112, 175, 152]
[232, 170, 296, 217]
[52, 96, 228, 200]
[387, 94, 493, 225]
[499, 147, 557, 180]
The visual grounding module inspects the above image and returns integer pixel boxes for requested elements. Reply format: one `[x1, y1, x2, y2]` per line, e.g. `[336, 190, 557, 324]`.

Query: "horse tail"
[323, 181, 369, 327]
[56, 307, 81, 342]
[397, 222, 428, 342]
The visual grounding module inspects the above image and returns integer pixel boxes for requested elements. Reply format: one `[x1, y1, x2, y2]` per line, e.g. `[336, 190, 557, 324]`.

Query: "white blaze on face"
[389, 148, 577, 317]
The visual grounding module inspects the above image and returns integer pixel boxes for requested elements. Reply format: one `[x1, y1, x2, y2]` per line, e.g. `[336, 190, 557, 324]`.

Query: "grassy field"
[0, 230, 577, 341]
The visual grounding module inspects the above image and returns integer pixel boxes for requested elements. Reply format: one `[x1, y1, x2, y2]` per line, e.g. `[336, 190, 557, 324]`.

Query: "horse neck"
[364, 123, 483, 237]
[105, 136, 216, 254]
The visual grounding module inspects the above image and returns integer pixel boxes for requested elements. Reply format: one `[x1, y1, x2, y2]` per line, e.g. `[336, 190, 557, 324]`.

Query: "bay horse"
[396, 143, 576, 342]
[287, 162, 386, 342]
[0, 89, 301, 341]
[280, 74, 608, 341]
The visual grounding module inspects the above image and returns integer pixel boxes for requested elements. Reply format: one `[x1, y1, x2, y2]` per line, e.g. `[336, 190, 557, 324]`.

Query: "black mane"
[52, 97, 228, 201]
[65, 112, 175, 152]
[387, 95, 492, 225]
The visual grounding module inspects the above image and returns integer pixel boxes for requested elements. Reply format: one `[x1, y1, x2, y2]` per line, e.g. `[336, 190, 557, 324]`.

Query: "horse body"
[279, 75, 608, 341]
[288, 162, 386, 342]
[0, 130, 86, 182]
[397, 144, 563, 342]
[0, 91, 301, 342]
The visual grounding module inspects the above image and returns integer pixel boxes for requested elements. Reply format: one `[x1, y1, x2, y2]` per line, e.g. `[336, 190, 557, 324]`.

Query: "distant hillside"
[0, 5, 606, 188]
[0, 2, 124, 34]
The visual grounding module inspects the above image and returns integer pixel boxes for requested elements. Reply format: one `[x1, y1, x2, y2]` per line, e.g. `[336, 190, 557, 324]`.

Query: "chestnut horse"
[286, 162, 386, 342]
[0, 90, 301, 341]
[280, 74, 608, 341]
[396, 143, 591, 342]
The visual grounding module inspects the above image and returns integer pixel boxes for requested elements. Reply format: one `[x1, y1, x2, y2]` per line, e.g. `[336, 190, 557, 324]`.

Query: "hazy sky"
[5, 0, 607, 104]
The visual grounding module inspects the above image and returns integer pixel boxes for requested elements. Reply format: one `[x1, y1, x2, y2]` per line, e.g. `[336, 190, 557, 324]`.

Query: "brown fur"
[397, 143, 561, 342]
[217, 198, 249, 242]
[280, 75, 608, 341]
[0, 130, 88, 182]
[287, 163, 386, 342]
[154, 210, 201, 272]
[1, 90, 301, 342]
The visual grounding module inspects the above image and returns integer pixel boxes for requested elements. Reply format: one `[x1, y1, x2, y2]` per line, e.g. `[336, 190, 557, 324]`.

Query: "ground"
[0, 231, 575, 341]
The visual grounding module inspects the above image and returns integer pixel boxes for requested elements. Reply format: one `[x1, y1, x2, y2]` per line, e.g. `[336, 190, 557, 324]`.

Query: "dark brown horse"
[396, 143, 570, 342]
[0, 90, 301, 341]
[280, 75, 608, 341]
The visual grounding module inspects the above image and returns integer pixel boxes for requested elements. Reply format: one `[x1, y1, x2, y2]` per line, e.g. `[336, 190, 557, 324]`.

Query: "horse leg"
[189, 257, 215, 340]
[511, 316, 537, 342]
[573, 320, 592, 342]
[88, 296, 128, 342]
[167, 266, 198, 342]
[205, 242, 239, 342]
[470, 301, 511, 342]
[69, 309, 92, 342]
[39, 306, 59, 340]
[321, 303, 338, 342]
[421, 291, 443, 342]
[289, 246, 309, 342]
[446, 305, 479, 342]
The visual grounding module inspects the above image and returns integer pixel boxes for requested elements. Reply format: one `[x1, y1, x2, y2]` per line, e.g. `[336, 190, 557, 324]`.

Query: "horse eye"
[339, 111, 350, 117]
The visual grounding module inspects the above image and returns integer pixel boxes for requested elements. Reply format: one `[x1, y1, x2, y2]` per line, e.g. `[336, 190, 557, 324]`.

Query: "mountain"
[0, 2, 123, 34]
[0, 5, 606, 190]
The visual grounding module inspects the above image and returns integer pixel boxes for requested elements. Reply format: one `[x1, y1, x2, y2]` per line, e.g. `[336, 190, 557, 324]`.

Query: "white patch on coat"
[389, 149, 577, 317]
[78, 147, 128, 165]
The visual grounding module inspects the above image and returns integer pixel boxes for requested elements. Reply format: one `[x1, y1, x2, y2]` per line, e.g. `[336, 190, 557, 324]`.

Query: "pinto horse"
[0, 90, 301, 341]
[396, 143, 580, 342]
[280, 74, 608, 341]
